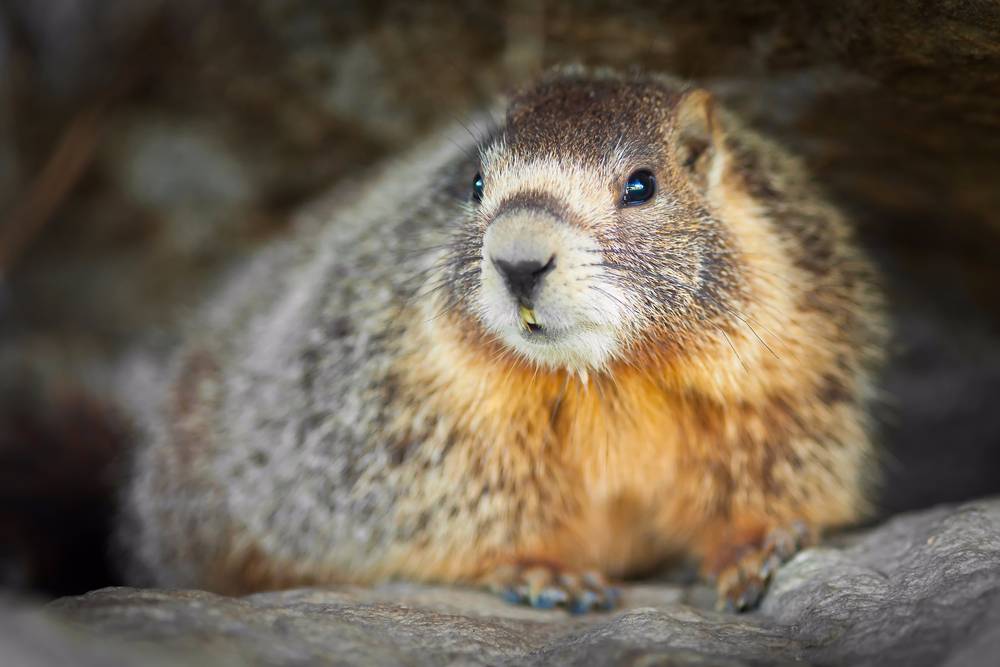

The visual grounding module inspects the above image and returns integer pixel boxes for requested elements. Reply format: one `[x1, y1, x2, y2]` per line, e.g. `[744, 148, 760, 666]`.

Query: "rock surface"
[0, 497, 994, 666]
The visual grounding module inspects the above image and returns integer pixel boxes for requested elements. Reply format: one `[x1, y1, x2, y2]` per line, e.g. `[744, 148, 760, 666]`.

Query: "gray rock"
[0, 497, 993, 666]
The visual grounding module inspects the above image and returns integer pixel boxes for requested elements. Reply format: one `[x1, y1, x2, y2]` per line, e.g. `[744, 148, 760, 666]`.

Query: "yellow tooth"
[519, 305, 538, 328]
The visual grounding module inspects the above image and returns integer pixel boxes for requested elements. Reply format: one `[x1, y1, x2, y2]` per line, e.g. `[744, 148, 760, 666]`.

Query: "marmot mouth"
[517, 324, 575, 345]
[518, 304, 543, 333]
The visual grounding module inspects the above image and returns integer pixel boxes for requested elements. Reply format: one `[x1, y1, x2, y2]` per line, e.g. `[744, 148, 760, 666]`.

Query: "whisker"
[593, 261, 781, 360]
[718, 326, 748, 373]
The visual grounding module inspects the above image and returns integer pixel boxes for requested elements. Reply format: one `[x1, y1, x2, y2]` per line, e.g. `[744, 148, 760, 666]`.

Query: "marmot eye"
[472, 172, 485, 202]
[623, 170, 656, 206]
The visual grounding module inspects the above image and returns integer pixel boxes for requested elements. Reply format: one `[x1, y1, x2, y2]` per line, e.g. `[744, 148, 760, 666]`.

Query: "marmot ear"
[673, 89, 724, 189]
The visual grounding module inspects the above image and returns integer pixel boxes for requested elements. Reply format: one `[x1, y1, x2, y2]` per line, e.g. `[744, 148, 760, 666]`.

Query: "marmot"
[119, 68, 885, 612]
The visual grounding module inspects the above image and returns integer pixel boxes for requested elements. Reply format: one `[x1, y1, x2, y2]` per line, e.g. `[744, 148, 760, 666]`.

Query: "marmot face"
[447, 72, 743, 374]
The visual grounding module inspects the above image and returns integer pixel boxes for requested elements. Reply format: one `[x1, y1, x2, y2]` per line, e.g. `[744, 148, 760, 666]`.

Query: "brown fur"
[122, 69, 884, 608]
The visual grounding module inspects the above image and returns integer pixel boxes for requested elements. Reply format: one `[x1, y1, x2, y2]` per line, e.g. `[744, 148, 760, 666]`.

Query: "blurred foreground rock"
[0, 497, 994, 666]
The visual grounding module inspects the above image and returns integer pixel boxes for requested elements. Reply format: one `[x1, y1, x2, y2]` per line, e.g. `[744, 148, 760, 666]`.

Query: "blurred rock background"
[0, 0, 997, 598]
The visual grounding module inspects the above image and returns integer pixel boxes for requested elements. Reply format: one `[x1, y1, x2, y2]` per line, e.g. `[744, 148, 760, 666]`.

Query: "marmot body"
[121, 68, 884, 611]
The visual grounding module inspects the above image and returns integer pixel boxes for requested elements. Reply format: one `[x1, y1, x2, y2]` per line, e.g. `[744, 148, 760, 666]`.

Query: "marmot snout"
[120, 68, 885, 613]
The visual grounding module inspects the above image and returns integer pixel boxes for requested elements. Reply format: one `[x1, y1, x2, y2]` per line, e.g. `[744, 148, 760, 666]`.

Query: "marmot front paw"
[707, 521, 814, 612]
[485, 562, 622, 614]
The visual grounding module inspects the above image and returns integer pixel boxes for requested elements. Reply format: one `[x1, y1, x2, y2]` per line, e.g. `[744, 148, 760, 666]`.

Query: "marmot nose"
[493, 256, 555, 304]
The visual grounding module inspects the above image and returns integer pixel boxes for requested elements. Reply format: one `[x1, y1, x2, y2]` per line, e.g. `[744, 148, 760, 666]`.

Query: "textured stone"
[0, 497, 993, 666]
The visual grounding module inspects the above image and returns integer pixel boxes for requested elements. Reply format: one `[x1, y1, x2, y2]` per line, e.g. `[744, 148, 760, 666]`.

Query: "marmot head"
[444, 69, 745, 374]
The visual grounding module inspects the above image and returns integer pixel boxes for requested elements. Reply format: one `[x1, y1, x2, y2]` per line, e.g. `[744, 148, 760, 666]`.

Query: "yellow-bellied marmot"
[119, 67, 885, 612]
